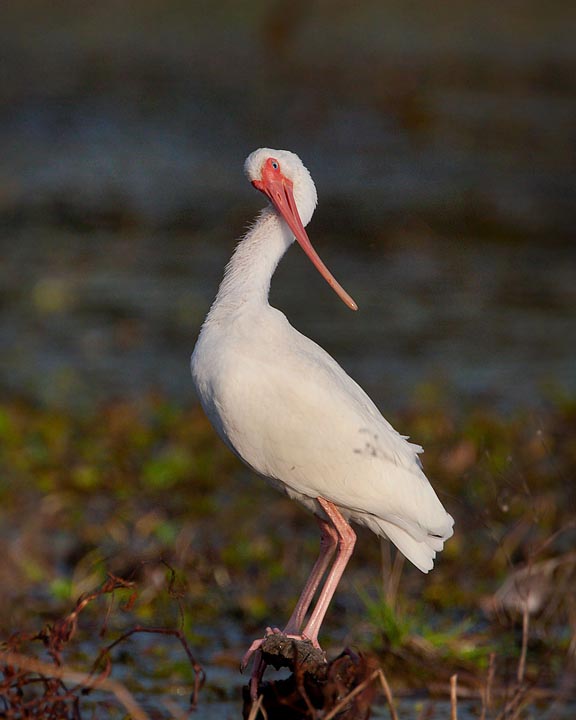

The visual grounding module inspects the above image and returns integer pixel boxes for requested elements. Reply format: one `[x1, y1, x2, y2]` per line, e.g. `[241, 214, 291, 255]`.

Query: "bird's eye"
[270, 160, 279, 170]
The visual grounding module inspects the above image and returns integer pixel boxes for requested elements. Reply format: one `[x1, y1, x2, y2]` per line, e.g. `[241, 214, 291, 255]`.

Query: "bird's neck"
[204, 207, 293, 323]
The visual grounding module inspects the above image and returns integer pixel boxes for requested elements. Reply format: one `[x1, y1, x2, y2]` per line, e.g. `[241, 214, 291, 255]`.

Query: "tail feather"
[361, 513, 454, 574]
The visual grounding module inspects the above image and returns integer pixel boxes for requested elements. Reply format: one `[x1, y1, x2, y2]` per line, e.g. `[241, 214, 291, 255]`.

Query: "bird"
[191, 148, 454, 684]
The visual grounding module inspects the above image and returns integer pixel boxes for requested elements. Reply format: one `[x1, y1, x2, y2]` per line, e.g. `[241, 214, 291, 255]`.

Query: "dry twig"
[0, 650, 150, 720]
[323, 667, 398, 720]
[0, 569, 204, 718]
[450, 674, 458, 720]
[247, 694, 268, 720]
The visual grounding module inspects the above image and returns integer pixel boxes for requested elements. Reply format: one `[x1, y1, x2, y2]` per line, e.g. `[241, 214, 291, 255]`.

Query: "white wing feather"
[192, 307, 454, 572]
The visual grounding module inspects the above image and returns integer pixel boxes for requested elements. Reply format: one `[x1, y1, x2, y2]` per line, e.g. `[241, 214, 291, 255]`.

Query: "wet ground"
[2, 397, 575, 718]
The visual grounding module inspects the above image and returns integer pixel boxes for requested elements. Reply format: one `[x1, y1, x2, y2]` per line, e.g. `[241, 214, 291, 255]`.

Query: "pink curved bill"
[252, 176, 358, 311]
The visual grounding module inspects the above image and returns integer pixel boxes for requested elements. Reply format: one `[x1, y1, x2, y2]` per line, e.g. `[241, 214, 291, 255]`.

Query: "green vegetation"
[1, 391, 575, 715]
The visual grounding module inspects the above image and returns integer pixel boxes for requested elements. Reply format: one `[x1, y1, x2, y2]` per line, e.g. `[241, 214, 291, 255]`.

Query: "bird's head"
[244, 148, 357, 311]
[244, 148, 317, 227]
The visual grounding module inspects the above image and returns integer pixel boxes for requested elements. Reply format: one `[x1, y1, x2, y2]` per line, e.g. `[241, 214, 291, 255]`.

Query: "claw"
[241, 627, 282, 671]
[240, 638, 265, 672]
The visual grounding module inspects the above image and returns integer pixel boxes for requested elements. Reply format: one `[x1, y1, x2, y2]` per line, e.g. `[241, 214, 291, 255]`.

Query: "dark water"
[1, 2, 575, 411]
[69, 629, 574, 719]
[1, 224, 574, 411]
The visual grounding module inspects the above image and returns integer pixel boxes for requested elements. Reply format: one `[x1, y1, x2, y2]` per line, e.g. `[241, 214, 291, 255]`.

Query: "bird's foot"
[240, 626, 284, 672]
[244, 649, 266, 700]
[241, 628, 323, 700]
[241, 628, 282, 701]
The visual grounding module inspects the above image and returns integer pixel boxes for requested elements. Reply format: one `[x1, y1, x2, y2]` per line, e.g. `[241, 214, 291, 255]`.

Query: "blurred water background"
[1, 0, 575, 412]
[1, 5, 576, 716]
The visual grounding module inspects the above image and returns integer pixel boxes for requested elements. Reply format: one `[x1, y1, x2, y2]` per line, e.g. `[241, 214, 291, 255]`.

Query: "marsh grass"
[0, 392, 575, 716]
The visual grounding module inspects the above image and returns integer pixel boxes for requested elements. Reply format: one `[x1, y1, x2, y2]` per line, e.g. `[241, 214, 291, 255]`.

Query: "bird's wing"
[217, 321, 451, 541]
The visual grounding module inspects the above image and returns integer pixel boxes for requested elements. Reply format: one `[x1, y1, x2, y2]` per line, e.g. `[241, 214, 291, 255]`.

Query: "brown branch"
[92, 625, 205, 709]
[0, 650, 150, 720]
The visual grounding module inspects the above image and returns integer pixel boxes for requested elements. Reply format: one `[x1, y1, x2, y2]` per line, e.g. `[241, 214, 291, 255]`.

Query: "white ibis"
[191, 148, 454, 681]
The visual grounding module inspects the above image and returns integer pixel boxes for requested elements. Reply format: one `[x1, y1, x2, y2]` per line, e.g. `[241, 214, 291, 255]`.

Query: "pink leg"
[300, 498, 356, 645]
[242, 498, 355, 699]
[241, 514, 338, 696]
[283, 515, 338, 634]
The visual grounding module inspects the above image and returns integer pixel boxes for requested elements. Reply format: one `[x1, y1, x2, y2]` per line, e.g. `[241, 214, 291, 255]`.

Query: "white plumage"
[191, 148, 454, 655]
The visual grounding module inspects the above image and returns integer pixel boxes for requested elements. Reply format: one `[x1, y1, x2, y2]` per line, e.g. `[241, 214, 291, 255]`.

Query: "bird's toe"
[240, 639, 265, 672]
